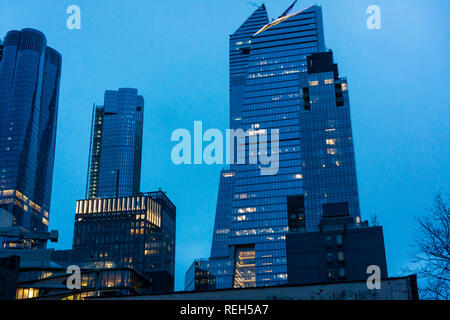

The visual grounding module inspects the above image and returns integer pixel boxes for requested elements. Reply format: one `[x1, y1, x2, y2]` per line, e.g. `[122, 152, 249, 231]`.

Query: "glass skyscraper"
[186, 3, 362, 290]
[86, 88, 144, 199]
[75, 88, 176, 292]
[0, 29, 61, 239]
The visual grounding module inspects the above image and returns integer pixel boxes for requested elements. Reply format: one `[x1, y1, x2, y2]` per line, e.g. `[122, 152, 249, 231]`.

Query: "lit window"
[327, 148, 337, 155]
[326, 139, 336, 145]
[328, 269, 334, 279]
[324, 79, 334, 84]
[309, 80, 319, 86]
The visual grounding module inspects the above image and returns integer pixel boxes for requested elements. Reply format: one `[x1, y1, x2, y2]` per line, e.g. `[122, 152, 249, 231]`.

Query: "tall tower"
[228, 4, 328, 288]
[187, 3, 366, 290]
[86, 88, 144, 199]
[0, 29, 61, 238]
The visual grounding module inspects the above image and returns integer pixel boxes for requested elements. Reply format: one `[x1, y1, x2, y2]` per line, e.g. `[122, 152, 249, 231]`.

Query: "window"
[327, 253, 334, 264]
[339, 268, 346, 278]
[328, 269, 335, 280]
[336, 234, 343, 247]
[327, 148, 337, 155]
[338, 251, 344, 263]
[326, 235, 333, 247]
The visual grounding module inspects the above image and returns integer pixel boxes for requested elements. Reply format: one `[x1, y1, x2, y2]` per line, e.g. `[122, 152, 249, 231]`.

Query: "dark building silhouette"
[0, 256, 20, 300]
[0, 29, 61, 245]
[286, 207, 387, 285]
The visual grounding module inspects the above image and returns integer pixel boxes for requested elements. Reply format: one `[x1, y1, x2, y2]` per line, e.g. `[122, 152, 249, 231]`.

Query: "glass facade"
[299, 51, 361, 229]
[187, 4, 362, 290]
[0, 29, 61, 239]
[209, 169, 235, 259]
[78, 87, 175, 292]
[16, 266, 152, 300]
[229, 4, 327, 288]
[87, 88, 144, 199]
[72, 191, 176, 292]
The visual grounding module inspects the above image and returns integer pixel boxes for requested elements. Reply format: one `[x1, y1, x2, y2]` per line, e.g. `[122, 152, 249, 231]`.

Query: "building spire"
[279, 0, 298, 18]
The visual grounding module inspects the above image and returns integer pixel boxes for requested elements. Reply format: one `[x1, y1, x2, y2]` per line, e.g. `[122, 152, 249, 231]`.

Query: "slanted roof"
[253, 5, 314, 36]
[232, 4, 269, 37]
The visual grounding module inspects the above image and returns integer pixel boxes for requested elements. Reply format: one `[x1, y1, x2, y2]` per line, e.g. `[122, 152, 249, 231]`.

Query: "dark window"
[0, 277, 5, 295]
[336, 234, 343, 247]
[327, 252, 334, 264]
[287, 195, 305, 231]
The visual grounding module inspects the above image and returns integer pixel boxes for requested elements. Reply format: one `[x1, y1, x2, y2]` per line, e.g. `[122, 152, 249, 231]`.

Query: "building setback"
[0, 29, 61, 244]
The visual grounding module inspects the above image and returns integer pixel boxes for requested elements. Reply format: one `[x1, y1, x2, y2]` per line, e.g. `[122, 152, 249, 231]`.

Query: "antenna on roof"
[279, 0, 298, 18]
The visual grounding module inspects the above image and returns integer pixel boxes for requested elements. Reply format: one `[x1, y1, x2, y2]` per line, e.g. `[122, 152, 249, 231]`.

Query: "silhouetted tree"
[413, 193, 449, 300]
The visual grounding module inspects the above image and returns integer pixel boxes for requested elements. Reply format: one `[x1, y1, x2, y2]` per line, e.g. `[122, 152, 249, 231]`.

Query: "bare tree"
[412, 193, 449, 300]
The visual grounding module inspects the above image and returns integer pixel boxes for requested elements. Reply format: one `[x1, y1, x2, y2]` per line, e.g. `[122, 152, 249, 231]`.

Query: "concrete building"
[101, 275, 419, 300]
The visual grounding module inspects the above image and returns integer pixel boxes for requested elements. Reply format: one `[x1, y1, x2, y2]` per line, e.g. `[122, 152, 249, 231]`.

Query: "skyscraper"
[87, 88, 144, 199]
[186, 3, 375, 290]
[0, 29, 61, 240]
[74, 88, 176, 292]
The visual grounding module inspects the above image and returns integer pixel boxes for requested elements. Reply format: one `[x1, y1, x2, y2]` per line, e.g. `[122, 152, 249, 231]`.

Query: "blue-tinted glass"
[87, 88, 144, 199]
[0, 29, 61, 241]
[187, 5, 361, 290]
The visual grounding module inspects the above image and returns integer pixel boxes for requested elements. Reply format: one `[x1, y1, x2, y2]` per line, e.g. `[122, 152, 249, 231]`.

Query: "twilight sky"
[1, 0, 449, 291]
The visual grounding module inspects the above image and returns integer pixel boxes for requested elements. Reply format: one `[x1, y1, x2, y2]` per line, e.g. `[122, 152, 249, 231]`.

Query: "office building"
[0, 29, 61, 243]
[72, 191, 176, 293]
[87, 88, 144, 199]
[186, 3, 383, 290]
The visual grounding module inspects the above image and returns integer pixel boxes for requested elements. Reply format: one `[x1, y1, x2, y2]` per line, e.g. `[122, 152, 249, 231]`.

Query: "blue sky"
[1, 0, 449, 291]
